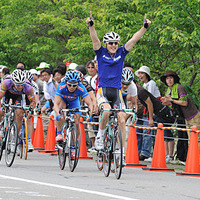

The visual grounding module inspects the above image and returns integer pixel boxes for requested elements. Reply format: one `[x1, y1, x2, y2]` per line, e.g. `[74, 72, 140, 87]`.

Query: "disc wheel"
[20, 118, 28, 160]
[68, 124, 78, 172]
[57, 124, 67, 170]
[113, 128, 123, 179]
[5, 121, 18, 167]
[103, 130, 111, 177]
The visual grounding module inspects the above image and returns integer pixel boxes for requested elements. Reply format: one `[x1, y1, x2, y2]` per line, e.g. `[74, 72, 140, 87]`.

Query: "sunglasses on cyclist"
[17, 64, 25, 68]
[67, 83, 78, 88]
[15, 83, 24, 87]
[122, 82, 130, 86]
[108, 42, 119, 46]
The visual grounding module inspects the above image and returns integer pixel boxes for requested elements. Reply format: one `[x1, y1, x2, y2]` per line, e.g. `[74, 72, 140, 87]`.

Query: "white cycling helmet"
[122, 68, 134, 84]
[11, 69, 26, 84]
[103, 32, 120, 43]
[26, 70, 33, 81]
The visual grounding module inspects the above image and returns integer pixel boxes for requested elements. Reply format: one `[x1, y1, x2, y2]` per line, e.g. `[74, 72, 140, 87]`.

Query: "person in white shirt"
[85, 60, 98, 152]
[135, 65, 161, 161]
[41, 68, 57, 113]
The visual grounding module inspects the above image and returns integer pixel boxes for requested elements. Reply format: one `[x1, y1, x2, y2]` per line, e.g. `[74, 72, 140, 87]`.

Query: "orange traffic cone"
[79, 117, 93, 160]
[39, 115, 56, 153]
[125, 125, 147, 167]
[31, 117, 35, 144]
[176, 126, 200, 177]
[33, 114, 45, 150]
[143, 123, 174, 172]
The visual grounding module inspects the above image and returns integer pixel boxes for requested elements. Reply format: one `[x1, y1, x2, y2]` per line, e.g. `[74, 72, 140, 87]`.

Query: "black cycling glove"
[88, 17, 94, 27]
[144, 18, 149, 29]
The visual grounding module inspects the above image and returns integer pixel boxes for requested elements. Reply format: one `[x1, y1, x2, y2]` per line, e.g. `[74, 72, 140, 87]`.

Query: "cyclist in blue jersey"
[54, 70, 93, 142]
[86, 12, 151, 163]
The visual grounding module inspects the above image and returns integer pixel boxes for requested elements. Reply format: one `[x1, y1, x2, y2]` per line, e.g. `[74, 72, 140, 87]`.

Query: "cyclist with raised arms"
[86, 12, 151, 164]
[0, 69, 36, 135]
[54, 70, 93, 142]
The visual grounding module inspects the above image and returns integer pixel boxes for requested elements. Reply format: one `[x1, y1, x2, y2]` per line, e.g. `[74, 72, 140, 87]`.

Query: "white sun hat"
[135, 66, 151, 77]
[67, 63, 78, 71]
[30, 69, 40, 75]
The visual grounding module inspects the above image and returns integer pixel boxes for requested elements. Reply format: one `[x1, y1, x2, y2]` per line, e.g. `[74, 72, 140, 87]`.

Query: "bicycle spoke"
[97, 152, 103, 171]
[68, 124, 78, 172]
[103, 130, 111, 177]
[57, 125, 67, 170]
[113, 129, 123, 179]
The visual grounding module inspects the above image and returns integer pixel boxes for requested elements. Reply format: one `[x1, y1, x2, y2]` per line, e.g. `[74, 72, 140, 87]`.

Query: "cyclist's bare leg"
[15, 109, 24, 132]
[99, 103, 111, 130]
[74, 113, 80, 138]
[0, 110, 4, 121]
[117, 112, 126, 149]
[27, 118, 33, 138]
[56, 100, 66, 132]
[95, 103, 111, 150]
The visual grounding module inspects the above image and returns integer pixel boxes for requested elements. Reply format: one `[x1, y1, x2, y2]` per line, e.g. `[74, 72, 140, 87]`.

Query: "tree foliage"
[0, 0, 199, 98]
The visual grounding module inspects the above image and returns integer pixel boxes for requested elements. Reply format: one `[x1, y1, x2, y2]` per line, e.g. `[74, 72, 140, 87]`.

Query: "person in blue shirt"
[86, 12, 151, 164]
[54, 70, 93, 142]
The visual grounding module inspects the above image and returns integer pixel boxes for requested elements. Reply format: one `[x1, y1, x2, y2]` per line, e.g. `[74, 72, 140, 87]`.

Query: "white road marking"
[0, 174, 139, 200]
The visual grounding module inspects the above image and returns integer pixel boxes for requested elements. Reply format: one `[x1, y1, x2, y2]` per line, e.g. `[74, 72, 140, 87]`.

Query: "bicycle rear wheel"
[103, 129, 111, 177]
[57, 125, 67, 170]
[68, 124, 78, 172]
[20, 118, 28, 160]
[5, 121, 18, 167]
[113, 128, 123, 179]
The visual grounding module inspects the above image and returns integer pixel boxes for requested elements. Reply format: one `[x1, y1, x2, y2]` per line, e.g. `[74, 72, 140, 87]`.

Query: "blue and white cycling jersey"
[55, 81, 89, 109]
[95, 45, 129, 90]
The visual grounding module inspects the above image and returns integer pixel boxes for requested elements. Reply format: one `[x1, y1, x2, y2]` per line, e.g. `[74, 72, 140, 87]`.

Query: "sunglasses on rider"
[108, 42, 119, 46]
[122, 82, 130, 86]
[67, 83, 78, 88]
[15, 83, 24, 87]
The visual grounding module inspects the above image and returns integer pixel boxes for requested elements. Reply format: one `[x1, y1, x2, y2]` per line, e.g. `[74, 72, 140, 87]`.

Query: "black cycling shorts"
[96, 87, 125, 109]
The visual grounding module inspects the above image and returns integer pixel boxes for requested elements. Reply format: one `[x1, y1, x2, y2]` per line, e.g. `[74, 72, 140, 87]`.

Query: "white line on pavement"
[0, 174, 139, 200]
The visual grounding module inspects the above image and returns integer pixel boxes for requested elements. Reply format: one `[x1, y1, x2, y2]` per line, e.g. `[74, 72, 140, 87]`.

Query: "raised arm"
[86, 11, 101, 50]
[125, 14, 151, 52]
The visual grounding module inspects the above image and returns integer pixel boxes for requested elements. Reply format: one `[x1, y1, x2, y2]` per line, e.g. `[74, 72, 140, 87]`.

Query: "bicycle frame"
[57, 108, 87, 172]
[99, 108, 135, 179]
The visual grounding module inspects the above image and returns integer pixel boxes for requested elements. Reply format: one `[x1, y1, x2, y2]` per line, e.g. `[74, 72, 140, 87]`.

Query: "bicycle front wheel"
[97, 151, 103, 171]
[57, 124, 67, 170]
[20, 118, 28, 160]
[103, 129, 111, 177]
[113, 128, 123, 179]
[5, 121, 18, 167]
[0, 138, 4, 161]
[68, 124, 78, 172]
[0, 121, 5, 161]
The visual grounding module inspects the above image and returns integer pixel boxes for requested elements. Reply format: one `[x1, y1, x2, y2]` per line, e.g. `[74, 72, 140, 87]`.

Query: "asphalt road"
[0, 151, 199, 200]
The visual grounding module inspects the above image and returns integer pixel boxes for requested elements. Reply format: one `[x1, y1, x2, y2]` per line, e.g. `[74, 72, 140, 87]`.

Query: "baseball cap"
[36, 62, 50, 70]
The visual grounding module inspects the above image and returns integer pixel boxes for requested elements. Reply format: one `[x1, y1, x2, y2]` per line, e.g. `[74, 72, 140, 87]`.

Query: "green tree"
[0, 0, 199, 99]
